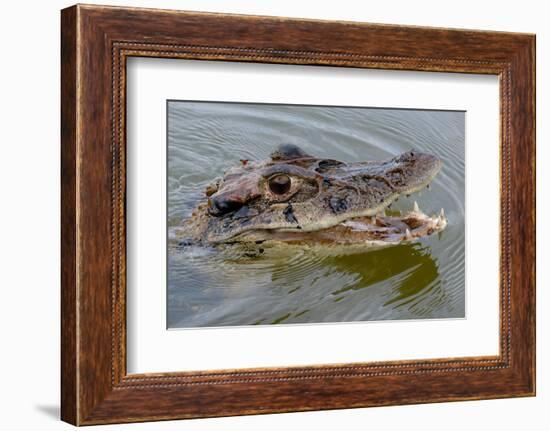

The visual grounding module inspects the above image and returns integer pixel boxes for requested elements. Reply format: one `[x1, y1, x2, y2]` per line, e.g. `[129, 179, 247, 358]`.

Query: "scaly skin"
[176, 144, 446, 246]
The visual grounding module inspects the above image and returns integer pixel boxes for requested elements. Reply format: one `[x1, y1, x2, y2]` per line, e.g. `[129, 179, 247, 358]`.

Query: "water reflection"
[326, 243, 440, 306]
[168, 240, 445, 327]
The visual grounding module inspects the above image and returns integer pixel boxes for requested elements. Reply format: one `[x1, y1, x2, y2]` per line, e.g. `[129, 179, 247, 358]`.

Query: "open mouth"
[331, 202, 446, 245]
[243, 201, 447, 246]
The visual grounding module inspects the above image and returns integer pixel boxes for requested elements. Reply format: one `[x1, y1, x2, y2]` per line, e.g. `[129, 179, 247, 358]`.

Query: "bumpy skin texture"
[179, 144, 444, 245]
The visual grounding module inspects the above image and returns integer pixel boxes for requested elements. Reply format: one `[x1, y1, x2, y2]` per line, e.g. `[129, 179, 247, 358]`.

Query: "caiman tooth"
[436, 208, 446, 227]
[405, 228, 413, 240]
[413, 201, 420, 213]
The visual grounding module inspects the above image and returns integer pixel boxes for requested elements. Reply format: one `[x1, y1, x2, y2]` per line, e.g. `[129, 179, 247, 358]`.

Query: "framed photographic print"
[61, 4, 535, 425]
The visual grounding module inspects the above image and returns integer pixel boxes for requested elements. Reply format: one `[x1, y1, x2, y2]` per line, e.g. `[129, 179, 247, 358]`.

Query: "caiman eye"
[268, 174, 291, 195]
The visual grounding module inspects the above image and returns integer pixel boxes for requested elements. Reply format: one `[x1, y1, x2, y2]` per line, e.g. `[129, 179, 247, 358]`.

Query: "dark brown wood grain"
[61, 4, 535, 425]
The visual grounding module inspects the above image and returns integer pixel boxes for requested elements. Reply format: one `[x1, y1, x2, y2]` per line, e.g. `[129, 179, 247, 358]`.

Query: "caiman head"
[181, 144, 447, 246]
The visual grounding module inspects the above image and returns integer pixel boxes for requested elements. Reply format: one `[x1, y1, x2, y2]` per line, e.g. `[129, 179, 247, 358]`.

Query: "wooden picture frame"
[61, 4, 535, 425]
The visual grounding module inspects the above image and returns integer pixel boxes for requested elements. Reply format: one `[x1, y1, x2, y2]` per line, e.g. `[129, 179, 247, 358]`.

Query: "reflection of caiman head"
[179, 144, 447, 246]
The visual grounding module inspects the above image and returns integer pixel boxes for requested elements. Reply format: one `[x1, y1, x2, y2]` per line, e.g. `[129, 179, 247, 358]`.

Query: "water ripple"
[167, 101, 465, 328]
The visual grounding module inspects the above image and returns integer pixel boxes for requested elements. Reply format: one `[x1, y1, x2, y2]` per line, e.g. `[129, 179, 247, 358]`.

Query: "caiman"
[175, 144, 447, 248]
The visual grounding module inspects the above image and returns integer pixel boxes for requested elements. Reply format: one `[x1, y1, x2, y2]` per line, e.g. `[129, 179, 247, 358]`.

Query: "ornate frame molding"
[61, 5, 535, 425]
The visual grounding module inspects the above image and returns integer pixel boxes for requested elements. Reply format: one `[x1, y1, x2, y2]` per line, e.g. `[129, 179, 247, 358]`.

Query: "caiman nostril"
[208, 196, 244, 216]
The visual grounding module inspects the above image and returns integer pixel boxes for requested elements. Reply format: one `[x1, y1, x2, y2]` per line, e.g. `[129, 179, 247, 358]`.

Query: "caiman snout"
[184, 144, 446, 245]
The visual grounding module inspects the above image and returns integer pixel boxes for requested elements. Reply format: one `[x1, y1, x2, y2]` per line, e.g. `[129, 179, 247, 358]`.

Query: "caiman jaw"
[338, 202, 447, 245]
[237, 201, 447, 246]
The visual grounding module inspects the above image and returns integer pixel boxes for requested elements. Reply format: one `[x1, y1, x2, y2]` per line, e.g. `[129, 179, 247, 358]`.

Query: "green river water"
[167, 101, 465, 328]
